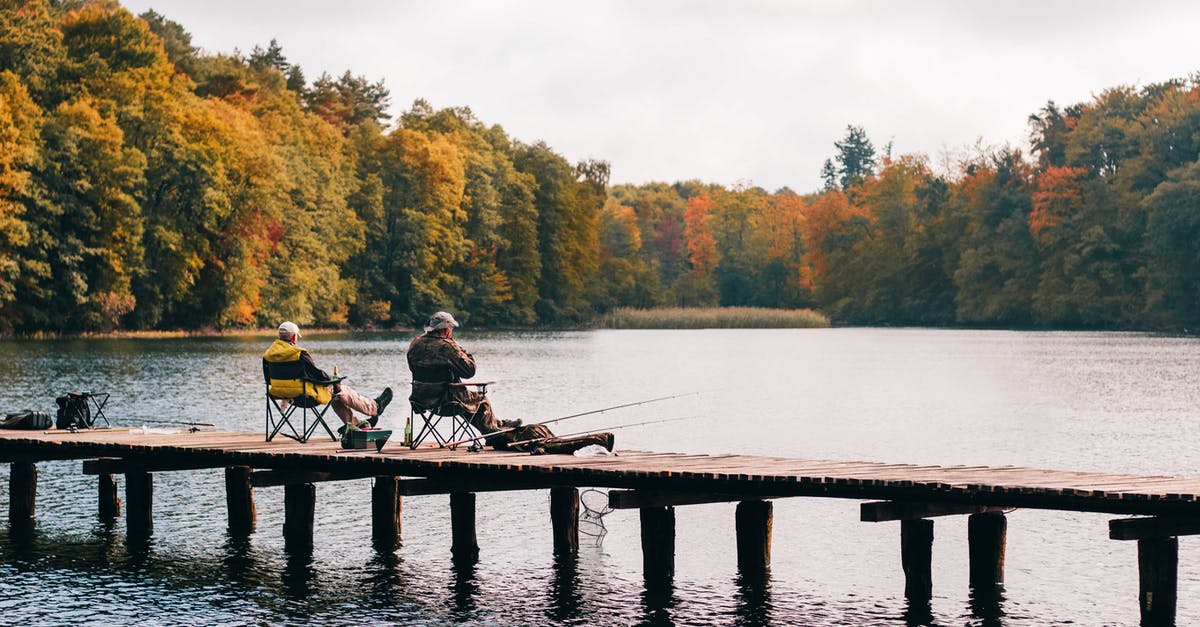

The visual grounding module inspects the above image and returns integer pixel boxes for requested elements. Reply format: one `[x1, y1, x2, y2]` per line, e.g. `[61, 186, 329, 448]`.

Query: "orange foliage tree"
[682, 192, 718, 276]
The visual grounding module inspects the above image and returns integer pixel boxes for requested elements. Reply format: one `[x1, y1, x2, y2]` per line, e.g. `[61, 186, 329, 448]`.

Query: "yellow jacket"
[262, 339, 333, 404]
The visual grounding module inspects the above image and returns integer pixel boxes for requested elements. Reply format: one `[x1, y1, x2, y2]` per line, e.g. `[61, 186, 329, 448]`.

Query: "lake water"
[0, 328, 1198, 625]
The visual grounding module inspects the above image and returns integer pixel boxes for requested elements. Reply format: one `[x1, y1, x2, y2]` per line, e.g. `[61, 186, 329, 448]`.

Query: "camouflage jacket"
[407, 333, 480, 412]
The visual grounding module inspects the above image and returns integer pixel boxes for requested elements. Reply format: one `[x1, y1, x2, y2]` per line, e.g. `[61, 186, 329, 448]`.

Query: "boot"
[371, 387, 393, 426]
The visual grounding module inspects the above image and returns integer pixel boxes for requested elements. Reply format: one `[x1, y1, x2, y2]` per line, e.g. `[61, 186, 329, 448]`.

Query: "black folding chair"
[265, 375, 341, 443]
[408, 378, 492, 450]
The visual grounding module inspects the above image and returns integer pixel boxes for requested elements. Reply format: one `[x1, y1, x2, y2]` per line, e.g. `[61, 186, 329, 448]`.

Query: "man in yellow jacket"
[263, 321, 392, 431]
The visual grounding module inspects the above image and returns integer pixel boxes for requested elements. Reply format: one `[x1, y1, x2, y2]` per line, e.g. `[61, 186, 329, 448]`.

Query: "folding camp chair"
[265, 375, 342, 443]
[77, 391, 110, 427]
[408, 375, 492, 450]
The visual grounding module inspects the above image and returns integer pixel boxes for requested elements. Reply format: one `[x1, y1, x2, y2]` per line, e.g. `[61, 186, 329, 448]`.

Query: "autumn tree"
[0, 71, 39, 329]
[758, 190, 809, 307]
[593, 198, 659, 310]
[952, 150, 1039, 325]
[676, 191, 719, 306]
[709, 186, 770, 306]
[512, 143, 603, 321]
[379, 127, 466, 320]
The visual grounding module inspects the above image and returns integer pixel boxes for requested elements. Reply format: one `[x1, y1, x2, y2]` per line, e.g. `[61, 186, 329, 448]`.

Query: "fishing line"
[506, 414, 700, 449]
[444, 390, 700, 448]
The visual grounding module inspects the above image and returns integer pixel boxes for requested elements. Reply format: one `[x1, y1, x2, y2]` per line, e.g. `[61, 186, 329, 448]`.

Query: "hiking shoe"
[374, 387, 393, 419]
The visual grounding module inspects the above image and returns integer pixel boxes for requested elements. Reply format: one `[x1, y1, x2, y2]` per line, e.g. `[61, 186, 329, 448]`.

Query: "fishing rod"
[505, 414, 698, 449]
[124, 417, 216, 432]
[443, 391, 699, 448]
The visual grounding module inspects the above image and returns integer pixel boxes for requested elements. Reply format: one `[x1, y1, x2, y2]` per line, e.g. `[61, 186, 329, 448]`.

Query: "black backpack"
[55, 392, 93, 430]
[0, 410, 52, 430]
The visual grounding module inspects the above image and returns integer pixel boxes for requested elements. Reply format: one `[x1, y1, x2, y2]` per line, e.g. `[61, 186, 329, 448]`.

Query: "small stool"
[79, 391, 110, 428]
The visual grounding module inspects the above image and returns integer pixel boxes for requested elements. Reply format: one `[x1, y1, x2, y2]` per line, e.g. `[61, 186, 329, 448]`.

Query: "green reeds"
[599, 307, 830, 329]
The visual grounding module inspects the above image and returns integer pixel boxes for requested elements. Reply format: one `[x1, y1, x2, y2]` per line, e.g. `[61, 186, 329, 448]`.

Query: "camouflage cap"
[424, 311, 460, 333]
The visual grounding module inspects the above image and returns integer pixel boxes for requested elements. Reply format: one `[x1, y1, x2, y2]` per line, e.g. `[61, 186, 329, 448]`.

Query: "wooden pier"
[3, 428, 1199, 624]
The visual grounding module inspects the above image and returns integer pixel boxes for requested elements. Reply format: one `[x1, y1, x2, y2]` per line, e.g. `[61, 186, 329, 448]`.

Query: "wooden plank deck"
[2, 428, 1199, 516]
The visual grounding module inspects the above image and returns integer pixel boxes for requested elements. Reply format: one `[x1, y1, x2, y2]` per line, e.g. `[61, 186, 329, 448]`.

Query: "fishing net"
[579, 488, 613, 545]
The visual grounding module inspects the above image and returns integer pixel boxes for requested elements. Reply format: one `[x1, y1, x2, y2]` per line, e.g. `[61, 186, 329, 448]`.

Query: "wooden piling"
[640, 505, 676, 582]
[283, 483, 316, 552]
[125, 471, 153, 536]
[98, 473, 121, 522]
[450, 492, 479, 561]
[736, 499, 773, 574]
[9, 462, 36, 529]
[225, 466, 256, 536]
[901, 518, 934, 601]
[1138, 536, 1177, 625]
[550, 487, 580, 555]
[372, 476, 403, 548]
[968, 512, 1006, 587]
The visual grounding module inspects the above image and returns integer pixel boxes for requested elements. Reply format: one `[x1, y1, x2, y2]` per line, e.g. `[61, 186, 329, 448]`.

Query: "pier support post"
[125, 471, 153, 536]
[1138, 537, 1177, 625]
[968, 512, 1006, 587]
[9, 462, 36, 530]
[901, 518, 934, 601]
[98, 473, 121, 522]
[283, 483, 315, 553]
[640, 505, 676, 582]
[450, 492, 479, 561]
[372, 476, 403, 549]
[735, 500, 773, 574]
[225, 466, 256, 536]
[550, 487, 579, 555]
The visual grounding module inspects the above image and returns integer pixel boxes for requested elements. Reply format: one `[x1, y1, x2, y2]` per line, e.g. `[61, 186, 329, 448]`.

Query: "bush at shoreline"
[599, 307, 830, 329]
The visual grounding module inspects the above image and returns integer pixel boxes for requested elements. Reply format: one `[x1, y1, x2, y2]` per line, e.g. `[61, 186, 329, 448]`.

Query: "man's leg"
[329, 397, 354, 425]
[468, 398, 503, 433]
[538, 432, 615, 454]
[331, 385, 378, 424]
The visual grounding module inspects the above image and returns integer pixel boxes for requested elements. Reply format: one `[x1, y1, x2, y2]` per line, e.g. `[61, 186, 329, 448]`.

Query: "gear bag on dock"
[0, 410, 52, 430]
[55, 392, 93, 430]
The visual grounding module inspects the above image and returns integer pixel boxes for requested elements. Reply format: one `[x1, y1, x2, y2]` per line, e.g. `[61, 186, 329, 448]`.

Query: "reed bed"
[599, 307, 830, 329]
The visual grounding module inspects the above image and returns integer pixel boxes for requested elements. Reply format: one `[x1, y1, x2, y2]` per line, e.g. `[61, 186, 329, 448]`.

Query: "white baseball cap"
[278, 321, 301, 339]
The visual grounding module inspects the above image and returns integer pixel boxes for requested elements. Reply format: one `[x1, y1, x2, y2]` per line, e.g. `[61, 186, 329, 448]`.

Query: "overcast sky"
[120, 0, 1200, 192]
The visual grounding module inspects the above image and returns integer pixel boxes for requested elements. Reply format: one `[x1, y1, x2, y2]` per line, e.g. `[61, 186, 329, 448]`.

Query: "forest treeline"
[1, 2, 1199, 333]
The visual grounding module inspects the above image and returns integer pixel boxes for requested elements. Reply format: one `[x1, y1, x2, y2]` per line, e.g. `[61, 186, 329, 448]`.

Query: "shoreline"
[5, 324, 1193, 340]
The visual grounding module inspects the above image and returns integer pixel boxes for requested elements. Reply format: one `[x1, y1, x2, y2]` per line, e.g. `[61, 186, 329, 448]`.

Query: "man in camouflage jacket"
[407, 312, 613, 454]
